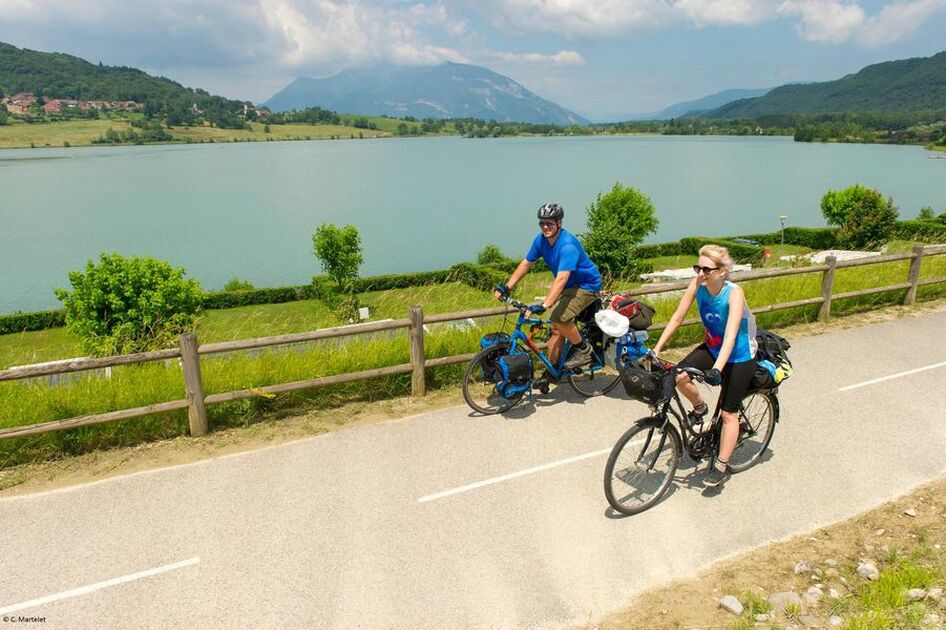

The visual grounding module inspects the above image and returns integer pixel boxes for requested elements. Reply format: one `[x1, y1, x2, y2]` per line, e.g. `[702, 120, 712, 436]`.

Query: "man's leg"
[547, 322, 582, 365]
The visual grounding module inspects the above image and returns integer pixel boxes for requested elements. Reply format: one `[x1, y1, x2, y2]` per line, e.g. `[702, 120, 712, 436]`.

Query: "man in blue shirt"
[494, 203, 602, 370]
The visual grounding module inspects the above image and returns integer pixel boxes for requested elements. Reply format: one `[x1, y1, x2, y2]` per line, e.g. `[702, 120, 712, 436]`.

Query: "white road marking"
[418, 448, 611, 503]
[839, 360, 946, 392]
[0, 557, 200, 615]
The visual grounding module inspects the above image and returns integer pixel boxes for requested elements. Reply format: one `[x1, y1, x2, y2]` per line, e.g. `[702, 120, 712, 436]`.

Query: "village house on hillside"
[1, 92, 144, 117]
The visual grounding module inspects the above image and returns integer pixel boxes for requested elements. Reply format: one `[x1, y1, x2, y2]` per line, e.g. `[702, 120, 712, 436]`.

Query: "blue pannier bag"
[480, 332, 511, 350]
[496, 352, 532, 398]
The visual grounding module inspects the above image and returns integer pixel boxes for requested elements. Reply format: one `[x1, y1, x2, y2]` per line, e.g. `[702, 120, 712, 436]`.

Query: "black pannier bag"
[621, 361, 671, 406]
[749, 364, 776, 390]
[496, 352, 533, 398]
[752, 329, 794, 387]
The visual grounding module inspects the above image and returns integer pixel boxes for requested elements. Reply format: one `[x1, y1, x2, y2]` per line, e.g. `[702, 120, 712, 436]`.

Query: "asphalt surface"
[1, 310, 945, 629]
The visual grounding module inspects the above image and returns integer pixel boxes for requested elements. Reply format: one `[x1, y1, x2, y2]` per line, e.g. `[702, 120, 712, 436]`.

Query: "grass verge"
[584, 476, 946, 630]
[1, 257, 945, 470]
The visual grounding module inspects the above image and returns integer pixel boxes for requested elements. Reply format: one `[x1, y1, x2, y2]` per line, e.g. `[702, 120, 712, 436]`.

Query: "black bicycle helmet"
[537, 203, 564, 220]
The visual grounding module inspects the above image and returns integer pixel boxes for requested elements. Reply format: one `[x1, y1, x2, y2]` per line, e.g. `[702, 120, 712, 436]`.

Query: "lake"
[1, 135, 944, 313]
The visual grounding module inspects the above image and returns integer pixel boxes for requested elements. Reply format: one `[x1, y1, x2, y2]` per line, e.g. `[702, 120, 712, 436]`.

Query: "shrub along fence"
[1, 245, 944, 443]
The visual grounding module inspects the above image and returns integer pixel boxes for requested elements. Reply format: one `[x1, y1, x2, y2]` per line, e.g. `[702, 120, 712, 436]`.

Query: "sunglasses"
[538, 221, 557, 228]
[692, 265, 719, 274]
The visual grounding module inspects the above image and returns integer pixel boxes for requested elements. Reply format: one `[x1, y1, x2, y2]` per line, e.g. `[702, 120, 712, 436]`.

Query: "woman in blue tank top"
[652, 244, 757, 488]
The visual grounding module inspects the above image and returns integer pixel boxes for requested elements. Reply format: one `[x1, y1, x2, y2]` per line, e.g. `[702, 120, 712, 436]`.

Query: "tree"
[820, 184, 899, 250]
[54, 253, 203, 356]
[476, 244, 510, 265]
[918, 206, 936, 220]
[581, 183, 659, 283]
[312, 223, 363, 290]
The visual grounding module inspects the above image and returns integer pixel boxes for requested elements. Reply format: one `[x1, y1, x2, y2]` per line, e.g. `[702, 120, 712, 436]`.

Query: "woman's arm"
[652, 278, 699, 355]
[713, 284, 746, 370]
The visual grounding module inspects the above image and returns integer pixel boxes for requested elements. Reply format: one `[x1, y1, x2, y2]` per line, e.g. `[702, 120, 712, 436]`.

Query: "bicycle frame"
[506, 310, 606, 380]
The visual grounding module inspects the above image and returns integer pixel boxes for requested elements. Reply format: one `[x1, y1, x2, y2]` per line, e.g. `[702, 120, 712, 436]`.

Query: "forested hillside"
[711, 51, 946, 117]
[0, 42, 252, 127]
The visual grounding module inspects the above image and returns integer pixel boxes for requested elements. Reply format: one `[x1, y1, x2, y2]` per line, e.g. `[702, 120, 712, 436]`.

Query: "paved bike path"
[1, 311, 945, 629]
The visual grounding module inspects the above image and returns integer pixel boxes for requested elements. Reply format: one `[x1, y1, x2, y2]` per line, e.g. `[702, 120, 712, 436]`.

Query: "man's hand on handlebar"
[494, 284, 510, 301]
[526, 303, 546, 316]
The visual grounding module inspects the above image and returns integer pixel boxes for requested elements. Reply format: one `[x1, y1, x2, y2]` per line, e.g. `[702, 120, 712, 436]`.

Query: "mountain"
[709, 51, 946, 117]
[265, 62, 589, 125]
[598, 88, 771, 122]
[652, 88, 772, 119]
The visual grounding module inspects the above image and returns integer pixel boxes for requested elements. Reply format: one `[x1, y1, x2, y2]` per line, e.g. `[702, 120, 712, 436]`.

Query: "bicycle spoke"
[604, 422, 680, 515]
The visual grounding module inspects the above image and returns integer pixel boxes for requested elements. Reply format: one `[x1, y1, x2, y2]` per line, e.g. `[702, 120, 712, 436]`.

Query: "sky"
[1, 0, 944, 120]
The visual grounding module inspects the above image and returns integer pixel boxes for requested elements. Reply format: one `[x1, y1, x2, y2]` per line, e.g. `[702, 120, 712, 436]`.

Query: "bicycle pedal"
[533, 378, 550, 394]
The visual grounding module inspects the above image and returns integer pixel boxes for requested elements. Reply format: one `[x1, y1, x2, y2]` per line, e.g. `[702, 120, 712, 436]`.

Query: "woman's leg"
[676, 345, 714, 411]
[715, 359, 757, 470]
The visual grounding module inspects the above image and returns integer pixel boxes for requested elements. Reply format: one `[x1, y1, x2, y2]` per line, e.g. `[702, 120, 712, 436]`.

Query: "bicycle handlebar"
[646, 351, 707, 383]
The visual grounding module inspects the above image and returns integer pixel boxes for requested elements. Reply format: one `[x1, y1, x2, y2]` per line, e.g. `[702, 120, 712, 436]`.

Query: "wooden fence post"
[904, 246, 924, 306]
[818, 255, 837, 322]
[179, 333, 208, 437]
[408, 306, 426, 397]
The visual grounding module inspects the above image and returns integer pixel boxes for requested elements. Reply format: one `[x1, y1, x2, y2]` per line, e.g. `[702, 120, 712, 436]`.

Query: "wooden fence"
[1, 245, 944, 442]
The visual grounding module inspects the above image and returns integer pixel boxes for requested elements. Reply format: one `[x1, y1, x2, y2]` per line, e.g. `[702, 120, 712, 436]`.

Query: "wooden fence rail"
[2, 245, 945, 441]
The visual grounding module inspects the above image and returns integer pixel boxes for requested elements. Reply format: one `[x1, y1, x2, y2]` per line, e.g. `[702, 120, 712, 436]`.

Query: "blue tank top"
[696, 281, 757, 363]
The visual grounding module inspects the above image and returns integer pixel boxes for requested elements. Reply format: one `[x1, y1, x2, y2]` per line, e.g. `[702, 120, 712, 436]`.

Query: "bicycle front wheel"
[461, 346, 524, 415]
[604, 418, 681, 515]
[729, 391, 778, 473]
[568, 348, 621, 397]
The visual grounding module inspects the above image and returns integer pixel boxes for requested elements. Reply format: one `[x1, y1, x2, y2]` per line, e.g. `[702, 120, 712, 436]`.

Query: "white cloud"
[488, 50, 585, 65]
[776, 0, 865, 42]
[858, 0, 946, 45]
[488, 0, 677, 37]
[672, 0, 778, 26]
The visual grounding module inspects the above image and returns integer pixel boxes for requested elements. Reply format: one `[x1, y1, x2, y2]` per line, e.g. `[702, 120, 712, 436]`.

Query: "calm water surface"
[2, 135, 944, 312]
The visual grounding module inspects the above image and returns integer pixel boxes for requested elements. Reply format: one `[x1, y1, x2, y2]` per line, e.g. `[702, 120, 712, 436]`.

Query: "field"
[0, 118, 134, 148]
[168, 121, 391, 143]
[0, 115, 446, 150]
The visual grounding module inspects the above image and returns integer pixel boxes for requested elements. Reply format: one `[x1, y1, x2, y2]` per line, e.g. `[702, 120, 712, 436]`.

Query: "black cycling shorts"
[678, 344, 757, 413]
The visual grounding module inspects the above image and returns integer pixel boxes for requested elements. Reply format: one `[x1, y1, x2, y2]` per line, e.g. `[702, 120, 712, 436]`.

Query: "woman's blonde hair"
[699, 244, 734, 274]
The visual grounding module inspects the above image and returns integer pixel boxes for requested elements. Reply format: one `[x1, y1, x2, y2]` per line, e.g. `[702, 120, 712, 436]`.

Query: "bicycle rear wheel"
[728, 391, 778, 473]
[568, 347, 621, 397]
[461, 346, 524, 415]
[604, 418, 681, 515]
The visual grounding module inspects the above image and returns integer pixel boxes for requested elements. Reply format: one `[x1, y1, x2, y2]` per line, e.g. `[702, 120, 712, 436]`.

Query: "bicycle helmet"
[537, 203, 564, 220]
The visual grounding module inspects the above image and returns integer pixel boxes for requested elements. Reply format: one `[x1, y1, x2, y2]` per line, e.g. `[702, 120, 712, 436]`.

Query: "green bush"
[581, 182, 659, 283]
[780, 226, 839, 249]
[0, 309, 66, 335]
[54, 254, 204, 356]
[678, 237, 762, 263]
[223, 278, 255, 292]
[728, 231, 782, 245]
[476, 244, 512, 265]
[632, 242, 685, 258]
[821, 185, 899, 250]
[447, 262, 507, 292]
[350, 269, 454, 292]
[202, 286, 311, 310]
[891, 220, 946, 242]
[312, 223, 363, 289]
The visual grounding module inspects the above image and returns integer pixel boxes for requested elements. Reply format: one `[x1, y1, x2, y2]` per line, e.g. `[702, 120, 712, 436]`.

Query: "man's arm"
[494, 259, 533, 299]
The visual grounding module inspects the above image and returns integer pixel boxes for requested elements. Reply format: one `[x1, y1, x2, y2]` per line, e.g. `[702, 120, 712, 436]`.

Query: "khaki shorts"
[549, 287, 598, 324]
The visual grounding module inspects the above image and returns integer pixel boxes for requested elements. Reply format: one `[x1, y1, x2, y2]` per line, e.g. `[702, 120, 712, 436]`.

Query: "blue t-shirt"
[696, 281, 757, 363]
[526, 228, 601, 292]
